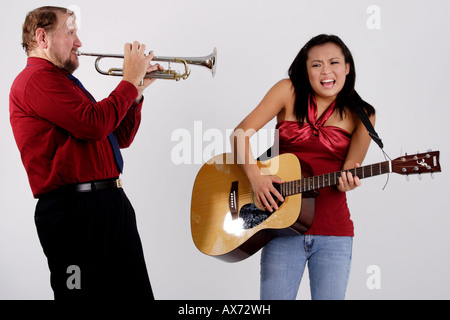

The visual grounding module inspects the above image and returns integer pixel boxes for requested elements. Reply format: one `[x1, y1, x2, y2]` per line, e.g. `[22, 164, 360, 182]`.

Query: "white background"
[1, 0, 449, 300]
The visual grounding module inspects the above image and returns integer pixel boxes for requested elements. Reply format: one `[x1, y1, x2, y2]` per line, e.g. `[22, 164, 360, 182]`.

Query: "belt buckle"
[116, 179, 123, 188]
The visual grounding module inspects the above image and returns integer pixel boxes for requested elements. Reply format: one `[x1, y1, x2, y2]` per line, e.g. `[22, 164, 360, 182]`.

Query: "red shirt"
[276, 97, 354, 236]
[10, 57, 142, 198]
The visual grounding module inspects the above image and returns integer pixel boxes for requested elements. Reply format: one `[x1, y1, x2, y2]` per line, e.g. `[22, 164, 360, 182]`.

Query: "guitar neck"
[280, 160, 391, 196]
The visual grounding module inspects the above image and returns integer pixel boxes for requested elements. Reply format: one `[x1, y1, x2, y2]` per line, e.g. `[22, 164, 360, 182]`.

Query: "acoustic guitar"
[190, 151, 441, 262]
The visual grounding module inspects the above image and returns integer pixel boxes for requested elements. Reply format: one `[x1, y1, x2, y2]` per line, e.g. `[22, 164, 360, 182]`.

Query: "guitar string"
[237, 162, 391, 198]
[235, 154, 434, 203]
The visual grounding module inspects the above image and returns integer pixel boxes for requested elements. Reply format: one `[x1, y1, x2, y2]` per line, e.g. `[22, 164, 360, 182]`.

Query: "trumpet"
[76, 48, 217, 81]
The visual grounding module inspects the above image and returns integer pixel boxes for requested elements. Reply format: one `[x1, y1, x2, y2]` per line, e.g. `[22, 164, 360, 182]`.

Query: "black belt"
[39, 178, 122, 198]
[72, 179, 122, 192]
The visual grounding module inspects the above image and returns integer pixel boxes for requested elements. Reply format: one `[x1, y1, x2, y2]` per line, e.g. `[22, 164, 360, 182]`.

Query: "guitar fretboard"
[280, 161, 391, 196]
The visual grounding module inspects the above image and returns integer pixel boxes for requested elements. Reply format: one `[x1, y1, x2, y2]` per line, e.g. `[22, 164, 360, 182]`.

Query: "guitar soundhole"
[239, 199, 283, 230]
[238, 184, 284, 229]
[239, 204, 274, 229]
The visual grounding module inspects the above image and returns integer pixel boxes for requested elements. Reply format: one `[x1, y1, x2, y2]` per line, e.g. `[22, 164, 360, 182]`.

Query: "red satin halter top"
[275, 96, 354, 236]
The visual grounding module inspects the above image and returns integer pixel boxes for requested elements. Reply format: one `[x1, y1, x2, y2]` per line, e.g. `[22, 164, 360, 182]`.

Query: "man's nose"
[74, 34, 82, 48]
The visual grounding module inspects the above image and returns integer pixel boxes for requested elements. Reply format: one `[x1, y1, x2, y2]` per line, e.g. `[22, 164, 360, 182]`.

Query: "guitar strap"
[354, 106, 384, 149]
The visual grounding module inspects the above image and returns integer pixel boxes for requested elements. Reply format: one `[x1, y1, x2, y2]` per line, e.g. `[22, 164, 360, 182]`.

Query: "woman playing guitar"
[231, 34, 376, 300]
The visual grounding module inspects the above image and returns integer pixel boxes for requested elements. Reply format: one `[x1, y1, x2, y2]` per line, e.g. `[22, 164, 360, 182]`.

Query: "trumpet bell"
[181, 47, 217, 77]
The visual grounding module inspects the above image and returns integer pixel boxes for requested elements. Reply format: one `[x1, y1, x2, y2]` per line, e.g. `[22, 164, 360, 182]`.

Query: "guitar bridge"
[229, 181, 238, 219]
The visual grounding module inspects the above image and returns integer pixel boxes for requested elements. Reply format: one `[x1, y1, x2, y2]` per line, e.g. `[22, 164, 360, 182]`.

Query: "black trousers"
[35, 187, 154, 300]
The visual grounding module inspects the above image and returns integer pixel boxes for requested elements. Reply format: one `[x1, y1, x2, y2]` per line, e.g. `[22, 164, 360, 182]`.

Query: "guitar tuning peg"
[406, 175, 410, 182]
[431, 173, 434, 179]
[418, 174, 422, 181]
[427, 149, 432, 152]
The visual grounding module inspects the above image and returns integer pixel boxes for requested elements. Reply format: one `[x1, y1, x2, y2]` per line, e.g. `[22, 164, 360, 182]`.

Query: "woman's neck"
[313, 94, 337, 111]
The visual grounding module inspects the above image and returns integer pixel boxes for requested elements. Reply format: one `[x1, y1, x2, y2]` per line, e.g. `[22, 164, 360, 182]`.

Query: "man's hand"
[122, 41, 163, 101]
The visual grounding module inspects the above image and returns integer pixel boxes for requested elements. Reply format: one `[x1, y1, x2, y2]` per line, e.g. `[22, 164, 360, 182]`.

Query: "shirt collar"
[26, 57, 70, 76]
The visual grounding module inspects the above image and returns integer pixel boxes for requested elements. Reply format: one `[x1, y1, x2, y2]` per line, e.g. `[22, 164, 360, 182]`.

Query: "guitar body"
[190, 153, 315, 262]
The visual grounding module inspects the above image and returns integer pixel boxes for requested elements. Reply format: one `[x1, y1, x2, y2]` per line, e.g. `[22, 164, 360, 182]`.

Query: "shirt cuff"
[131, 96, 144, 111]
[117, 80, 139, 102]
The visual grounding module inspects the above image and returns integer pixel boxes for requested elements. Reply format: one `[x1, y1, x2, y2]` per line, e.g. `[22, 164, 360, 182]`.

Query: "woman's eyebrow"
[310, 56, 342, 63]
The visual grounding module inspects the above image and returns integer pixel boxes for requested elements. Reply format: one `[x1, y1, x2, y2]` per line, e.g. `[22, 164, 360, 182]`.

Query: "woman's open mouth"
[321, 79, 336, 89]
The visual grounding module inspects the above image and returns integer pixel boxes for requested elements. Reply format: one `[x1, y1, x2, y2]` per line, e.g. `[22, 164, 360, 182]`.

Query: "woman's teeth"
[321, 79, 335, 88]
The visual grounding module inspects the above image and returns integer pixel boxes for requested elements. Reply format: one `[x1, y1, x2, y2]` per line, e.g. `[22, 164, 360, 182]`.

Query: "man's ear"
[35, 28, 49, 49]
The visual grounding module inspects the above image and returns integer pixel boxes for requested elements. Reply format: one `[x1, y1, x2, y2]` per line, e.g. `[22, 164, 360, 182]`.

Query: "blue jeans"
[260, 235, 352, 300]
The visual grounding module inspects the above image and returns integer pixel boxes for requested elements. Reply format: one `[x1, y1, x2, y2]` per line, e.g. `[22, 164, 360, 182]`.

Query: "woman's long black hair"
[288, 34, 375, 122]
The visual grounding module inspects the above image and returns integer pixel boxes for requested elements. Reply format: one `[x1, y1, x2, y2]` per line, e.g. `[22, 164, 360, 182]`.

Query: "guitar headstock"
[392, 151, 441, 175]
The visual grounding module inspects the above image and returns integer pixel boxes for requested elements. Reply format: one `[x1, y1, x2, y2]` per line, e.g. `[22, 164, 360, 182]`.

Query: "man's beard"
[61, 57, 78, 74]
[51, 49, 79, 74]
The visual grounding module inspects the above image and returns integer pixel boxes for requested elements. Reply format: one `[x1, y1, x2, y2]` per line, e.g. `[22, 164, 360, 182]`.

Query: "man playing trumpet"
[9, 6, 160, 300]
